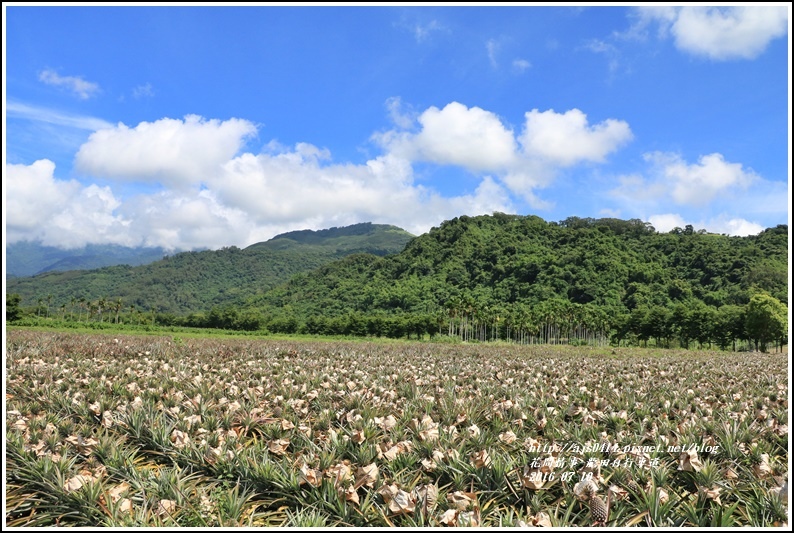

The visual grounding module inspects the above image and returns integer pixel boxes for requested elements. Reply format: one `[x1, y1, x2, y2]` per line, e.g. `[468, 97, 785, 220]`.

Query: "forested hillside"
[6, 214, 787, 351]
[242, 214, 787, 349]
[5, 223, 414, 316]
[256, 214, 787, 311]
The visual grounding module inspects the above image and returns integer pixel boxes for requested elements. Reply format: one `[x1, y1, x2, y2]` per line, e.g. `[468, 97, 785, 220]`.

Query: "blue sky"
[4, 4, 791, 251]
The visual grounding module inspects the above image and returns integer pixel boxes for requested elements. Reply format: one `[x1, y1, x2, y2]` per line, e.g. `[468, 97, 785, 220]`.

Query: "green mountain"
[247, 223, 416, 256]
[6, 223, 414, 315]
[248, 214, 788, 321]
[7, 214, 787, 349]
[6, 241, 168, 278]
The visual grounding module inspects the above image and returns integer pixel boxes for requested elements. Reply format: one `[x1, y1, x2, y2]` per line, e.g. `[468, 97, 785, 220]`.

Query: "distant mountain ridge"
[5, 223, 411, 279]
[247, 223, 414, 256]
[6, 222, 415, 315]
[6, 242, 168, 278]
[256, 222, 394, 244]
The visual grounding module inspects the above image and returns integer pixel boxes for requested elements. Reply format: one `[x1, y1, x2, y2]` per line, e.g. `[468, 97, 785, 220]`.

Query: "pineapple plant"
[574, 478, 610, 526]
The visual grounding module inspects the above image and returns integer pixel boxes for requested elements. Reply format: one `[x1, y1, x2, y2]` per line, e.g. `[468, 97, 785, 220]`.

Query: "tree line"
[7, 288, 786, 352]
[6, 214, 788, 352]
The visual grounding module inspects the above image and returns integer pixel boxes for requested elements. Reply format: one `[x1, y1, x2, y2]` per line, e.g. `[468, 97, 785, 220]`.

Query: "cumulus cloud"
[6, 160, 77, 237]
[377, 102, 518, 172]
[631, 6, 789, 60]
[5, 159, 132, 248]
[379, 103, 632, 175]
[645, 151, 757, 206]
[117, 189, 258, 250]
[208, 147, 513, 237]
[11, 102, 637, 251]
[609, 152, 759, 209]
[520, 108, 633, 166]
[375, 102, 633, 203]
[649, 213, 765, 236]
[7, 144, 514, 250]
[647, 213, 688, 233]
[75, 115, 257, 187]
[38, 69, 100, 99]
[500, 162, 559, 208]
[713, 218, 765, 236]
[605, 150, 777, 237]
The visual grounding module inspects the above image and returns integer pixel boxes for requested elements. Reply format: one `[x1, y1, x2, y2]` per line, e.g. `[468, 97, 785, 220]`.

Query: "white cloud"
[11, 107, 525, 249]
[209, 147, 513, 237]
[75, 115, 257, 187]
[38, 69, 100, 99]
[512, 58, 531, 73]
[646, 151, 758, 206]
[376, 102, 633, 204]
[723, 178, 789, 219]
[520, 108, 633, 166]
[10, 103, 637, 251]
[607, 174, 668, 212]
[442, 175, 513, 218]
[6, 100, 113, 130]
[397, 16, 448, 43]
[712, 218, 765, 236]
[413, 19, 444, 42]
[385, 96, 416, 130]
[486, 38, 500, 68]
[501, 163, 558, 208]
[606, 151, 778, 236]
[649, 213, 765, 236]
[5, 160, 77, 238]
[598, 208, 621, 218]
[133, 83, 154, 99]
[6, 144, 515, 250]
[585, 39, 617, 54]
[118, 189, 255, 250]
[49, 185, 131, 248]
[609, 152, 760, 209]
[618, 6, 677, 41]
[377, 102, 518, 172]
[583, 39, 620, 75]
[632, 6, 789, 60]
[648, 213, 688, 233]
[5, 159, 132, 248]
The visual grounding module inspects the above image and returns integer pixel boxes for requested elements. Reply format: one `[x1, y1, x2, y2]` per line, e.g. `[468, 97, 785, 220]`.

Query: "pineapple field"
[4, 330, 789, 527]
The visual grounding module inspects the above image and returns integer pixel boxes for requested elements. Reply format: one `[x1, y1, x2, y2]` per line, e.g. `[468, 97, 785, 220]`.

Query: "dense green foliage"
[6, 241, 168, 278]
[6, 214, 788, 351]
[248, 222, 413, 256]
[5, 223, 414, 316]
[6, 293, 22, 322]
[246, 214, 787, 349]
[744, 292, 788, 352]
[255, 215, 786, 307]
